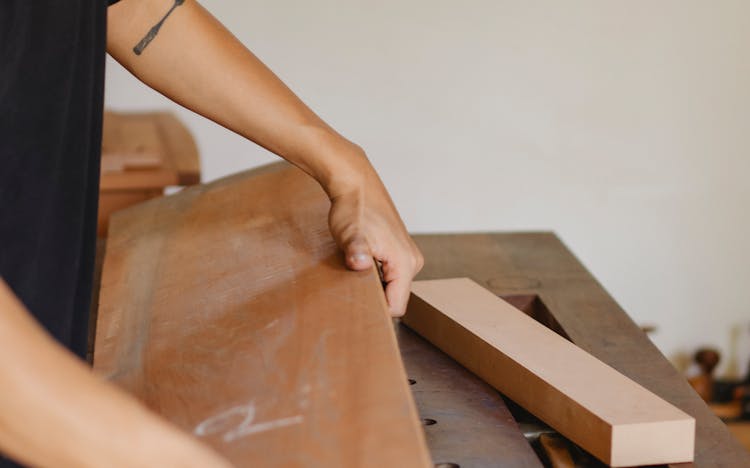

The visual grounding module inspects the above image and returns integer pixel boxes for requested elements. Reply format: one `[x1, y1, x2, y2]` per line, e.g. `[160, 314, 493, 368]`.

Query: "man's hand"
[326, 148, 423, 316]
[107, 0, 424, 314]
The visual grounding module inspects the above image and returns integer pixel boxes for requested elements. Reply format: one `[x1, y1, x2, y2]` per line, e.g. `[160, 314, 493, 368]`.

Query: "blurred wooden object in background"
[98, 111, 200, 236]
[689, 348, 721, 403]
[686, 346, 750, 453]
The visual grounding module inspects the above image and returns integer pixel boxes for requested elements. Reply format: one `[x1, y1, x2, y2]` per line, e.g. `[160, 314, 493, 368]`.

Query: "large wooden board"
[94, 163, 430, 467]
[411, 232, 750, 467]
[404, 277, 695, 466]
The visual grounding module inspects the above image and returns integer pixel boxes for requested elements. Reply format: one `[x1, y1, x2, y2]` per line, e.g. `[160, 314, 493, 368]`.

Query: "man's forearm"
[0, 280, 230, 468]
[107, 0, 424, 315]
[107, 0, 366, 194]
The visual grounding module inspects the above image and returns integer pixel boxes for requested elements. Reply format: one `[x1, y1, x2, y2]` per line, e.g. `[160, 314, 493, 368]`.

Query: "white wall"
[105, 0, 750, 377]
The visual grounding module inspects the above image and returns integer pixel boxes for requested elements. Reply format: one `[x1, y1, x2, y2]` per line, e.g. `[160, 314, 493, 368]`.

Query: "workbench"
[403, 233, 750, 467]
[91, 164, 750, 467]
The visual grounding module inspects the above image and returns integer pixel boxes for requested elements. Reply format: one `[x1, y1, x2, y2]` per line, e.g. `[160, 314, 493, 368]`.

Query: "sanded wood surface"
[405, 278, 695, 467]
[411, 232, 750, 467]
[94, 163, 430, 467]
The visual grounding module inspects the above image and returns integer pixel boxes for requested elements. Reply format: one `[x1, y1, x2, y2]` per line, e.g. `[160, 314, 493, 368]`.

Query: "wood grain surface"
[94, 163, 430, 467]
[411, 232, 750, 467]
[405, 278, 695, 467]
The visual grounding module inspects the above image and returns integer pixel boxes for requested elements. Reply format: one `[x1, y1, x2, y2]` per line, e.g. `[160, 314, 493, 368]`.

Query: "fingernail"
[351, 253, 369, 263]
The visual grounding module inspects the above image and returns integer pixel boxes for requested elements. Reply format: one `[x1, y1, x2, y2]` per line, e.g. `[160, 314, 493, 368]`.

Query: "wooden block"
[94, 163, 430, 467]
[403, 277, 695, 467]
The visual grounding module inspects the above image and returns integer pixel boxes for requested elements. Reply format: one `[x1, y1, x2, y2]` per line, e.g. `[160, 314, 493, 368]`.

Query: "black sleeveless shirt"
[1, 1, 119, 466]
[1, 0, 119, 362]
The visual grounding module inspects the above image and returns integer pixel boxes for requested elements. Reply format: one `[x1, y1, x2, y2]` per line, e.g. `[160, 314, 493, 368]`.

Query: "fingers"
[381, 247, 424, 317]
[341, 229, 421, 316]
[343, 236, 374, 271]
[384, 274, 411, 317]
[326, 187, 423, 314]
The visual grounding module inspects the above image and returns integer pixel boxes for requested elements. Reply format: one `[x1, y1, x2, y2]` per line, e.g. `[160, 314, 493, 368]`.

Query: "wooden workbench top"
[408, 232, 750, 467]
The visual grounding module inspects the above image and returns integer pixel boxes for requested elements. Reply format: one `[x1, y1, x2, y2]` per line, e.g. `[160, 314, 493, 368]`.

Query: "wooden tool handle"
[694, 348, 720, 375]
[539, 433, 576, 468]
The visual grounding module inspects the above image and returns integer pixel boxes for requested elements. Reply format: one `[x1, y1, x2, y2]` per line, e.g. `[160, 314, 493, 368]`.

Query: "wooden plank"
[404, 277, 695, 467]
[412, 232, 750, 467]
[94, 163, 430, 467]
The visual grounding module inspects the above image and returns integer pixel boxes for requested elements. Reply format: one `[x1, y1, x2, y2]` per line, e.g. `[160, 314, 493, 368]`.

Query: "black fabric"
[0, 0, 118, 465]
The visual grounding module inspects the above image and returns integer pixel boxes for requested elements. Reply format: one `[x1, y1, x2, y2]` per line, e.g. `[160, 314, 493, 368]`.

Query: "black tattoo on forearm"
[132, 0, 185, 56]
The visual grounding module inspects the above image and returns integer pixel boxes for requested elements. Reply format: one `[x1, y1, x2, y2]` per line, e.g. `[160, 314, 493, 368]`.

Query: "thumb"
[344, 236, 374, 271]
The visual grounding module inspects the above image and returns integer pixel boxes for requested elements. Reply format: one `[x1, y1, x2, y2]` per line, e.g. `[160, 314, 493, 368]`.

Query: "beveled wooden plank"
[412, 233, 750, 467]
[404, 278, 695, 467]
[94, 163, 430, 467]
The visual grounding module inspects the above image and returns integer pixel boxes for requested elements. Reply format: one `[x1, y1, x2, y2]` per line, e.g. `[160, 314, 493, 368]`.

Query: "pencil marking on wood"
[195, 402, 303, 443]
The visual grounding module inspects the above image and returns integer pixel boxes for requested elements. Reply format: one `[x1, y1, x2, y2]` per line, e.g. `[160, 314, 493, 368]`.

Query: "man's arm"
[107, 0, 423, 315]
[0, 279, 232, 468]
